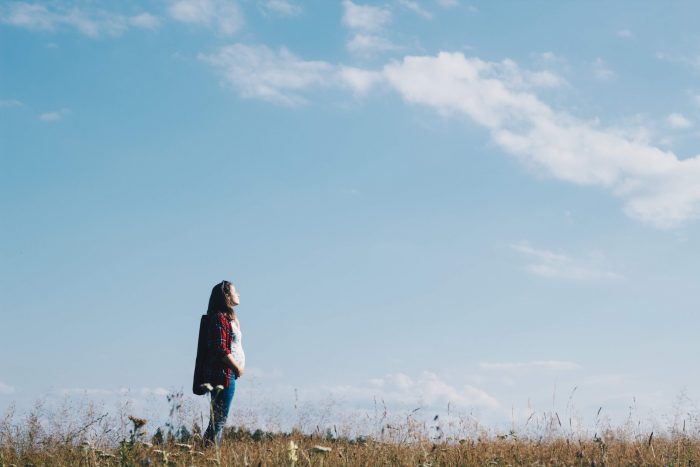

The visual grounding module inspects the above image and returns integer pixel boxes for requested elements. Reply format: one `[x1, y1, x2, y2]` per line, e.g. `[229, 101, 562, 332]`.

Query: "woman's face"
[229, 283, 240, 306]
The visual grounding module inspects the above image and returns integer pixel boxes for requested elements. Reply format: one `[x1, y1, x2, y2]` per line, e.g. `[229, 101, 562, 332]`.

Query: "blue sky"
[2, 0, 700, 434]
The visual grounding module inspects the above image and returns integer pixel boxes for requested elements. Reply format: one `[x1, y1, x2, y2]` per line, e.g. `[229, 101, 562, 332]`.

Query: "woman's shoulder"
[208, 311, 230, 326]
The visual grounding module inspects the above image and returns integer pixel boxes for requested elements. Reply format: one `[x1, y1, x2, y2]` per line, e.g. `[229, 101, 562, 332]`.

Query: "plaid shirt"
[202, 311, 233, 388]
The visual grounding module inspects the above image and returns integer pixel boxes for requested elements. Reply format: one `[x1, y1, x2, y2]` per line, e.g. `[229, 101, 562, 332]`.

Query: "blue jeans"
[203, 380, 235, 446]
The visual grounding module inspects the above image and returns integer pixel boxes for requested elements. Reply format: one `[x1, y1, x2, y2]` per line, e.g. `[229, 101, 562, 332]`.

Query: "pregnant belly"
[231, 347, 245, 369]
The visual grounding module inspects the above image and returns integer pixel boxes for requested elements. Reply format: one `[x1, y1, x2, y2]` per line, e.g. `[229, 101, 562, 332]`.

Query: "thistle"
[128, 416, 147, 430]
[127, 415, 148, 445]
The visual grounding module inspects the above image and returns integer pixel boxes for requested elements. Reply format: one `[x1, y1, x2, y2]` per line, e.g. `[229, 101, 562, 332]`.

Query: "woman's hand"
[224, 353, 244, 379]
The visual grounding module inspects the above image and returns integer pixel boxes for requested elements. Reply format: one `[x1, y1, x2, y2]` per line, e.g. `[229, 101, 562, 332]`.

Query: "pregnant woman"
[201, 280, 245, 446]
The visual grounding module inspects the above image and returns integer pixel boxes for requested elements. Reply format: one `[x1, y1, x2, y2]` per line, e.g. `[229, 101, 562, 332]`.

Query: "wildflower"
[287, 440, 299, 464]
[199, 383, 214, 393]
[311, 445, 331, 467]
[128, 415, 147, 429]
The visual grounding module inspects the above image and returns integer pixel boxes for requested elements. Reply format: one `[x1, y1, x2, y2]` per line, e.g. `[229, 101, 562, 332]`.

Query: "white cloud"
[168, 0, 243, 35]
[593, 57, 615, 81]
[616, 29, 632, 38]
[39, 108, 70, 122]
[381, 53, 700, 228]
[342, 1, 395, 55]
[129, 12, 161, 30]
[199, 44, 334, 106]
[667, 113, 692, 129]
[347, 33, 397, 55]
[261, 0, 301, 17]
[202, 47, 700, 227]
[0, 2, 159, 37]
[511, 242, 623, 281]
[327, 372, 499, 410]
[0, 381, 15, 394]
[338, 66, 383, 95]
[398, 0, 432, 19]
[0, 99, 23, 107]
[200, 44, 387, 103]
[342, 0, 391, 32]
[479, 361, 581, 371]
[1, 2, 55, 30]
[436, 0, 459, 7]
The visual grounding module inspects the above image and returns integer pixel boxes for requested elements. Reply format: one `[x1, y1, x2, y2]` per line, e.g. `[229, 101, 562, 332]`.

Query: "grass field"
[3, 394, 700, 466]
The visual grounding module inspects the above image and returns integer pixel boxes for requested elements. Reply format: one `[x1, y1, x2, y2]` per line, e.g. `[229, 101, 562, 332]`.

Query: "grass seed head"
[128, 415, 147, 429]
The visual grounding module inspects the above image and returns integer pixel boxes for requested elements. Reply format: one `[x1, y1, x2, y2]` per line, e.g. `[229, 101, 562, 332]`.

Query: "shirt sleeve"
[208, 312, 231, 358]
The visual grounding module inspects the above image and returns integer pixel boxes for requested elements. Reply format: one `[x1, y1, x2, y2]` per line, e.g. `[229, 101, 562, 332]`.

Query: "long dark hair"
[207, 280, 235, 319]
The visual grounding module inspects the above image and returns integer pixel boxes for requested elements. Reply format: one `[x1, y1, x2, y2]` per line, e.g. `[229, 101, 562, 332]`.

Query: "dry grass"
[3, 396, 700, 466]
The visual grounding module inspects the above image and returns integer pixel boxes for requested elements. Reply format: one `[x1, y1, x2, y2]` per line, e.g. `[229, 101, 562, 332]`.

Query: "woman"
[202, 280, 245, 446]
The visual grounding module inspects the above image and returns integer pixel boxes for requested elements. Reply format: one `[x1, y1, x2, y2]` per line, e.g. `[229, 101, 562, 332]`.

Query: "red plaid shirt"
[202, 311, 233, 388]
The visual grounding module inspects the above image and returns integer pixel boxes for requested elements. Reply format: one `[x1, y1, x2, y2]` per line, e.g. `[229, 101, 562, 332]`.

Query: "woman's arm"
[209, 313, 244, 378]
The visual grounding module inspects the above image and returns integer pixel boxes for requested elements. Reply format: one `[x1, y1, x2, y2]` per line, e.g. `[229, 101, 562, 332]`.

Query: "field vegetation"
[2, 392, 700, 466]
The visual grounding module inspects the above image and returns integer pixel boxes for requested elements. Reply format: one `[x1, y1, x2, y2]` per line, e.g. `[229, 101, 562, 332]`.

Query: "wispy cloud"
[199, 44, 334, 106]
[397, 0, 432, 19]
[0, 99, 23, 107]
[593, 57, 615, 81]
[435, 0, 459, 7]
[511, 242, 623, 281]
[616, 29, 632, 39]
[39, 108, 70, 122]
[202, 47, 700, 227]
[667, 113, 692, 129]
[479, 361, 581, 371]
[261, 0, 301, 17]
[326, 372, 500, 410]
[0, 381, 15, 394]
[200, 43, 386, 104]
[347, 34, 397, 55]
[342, 0, 391, 31]
[342, 1, 395, 56]
[656, 51, 700, 73]
[129, 12, 161, 30]
[0, 2, 159, 37]
[168, 0, 243, 35]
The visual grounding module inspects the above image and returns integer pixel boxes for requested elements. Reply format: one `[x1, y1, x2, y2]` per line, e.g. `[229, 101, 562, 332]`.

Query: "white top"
[230, 319, 245, 370]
